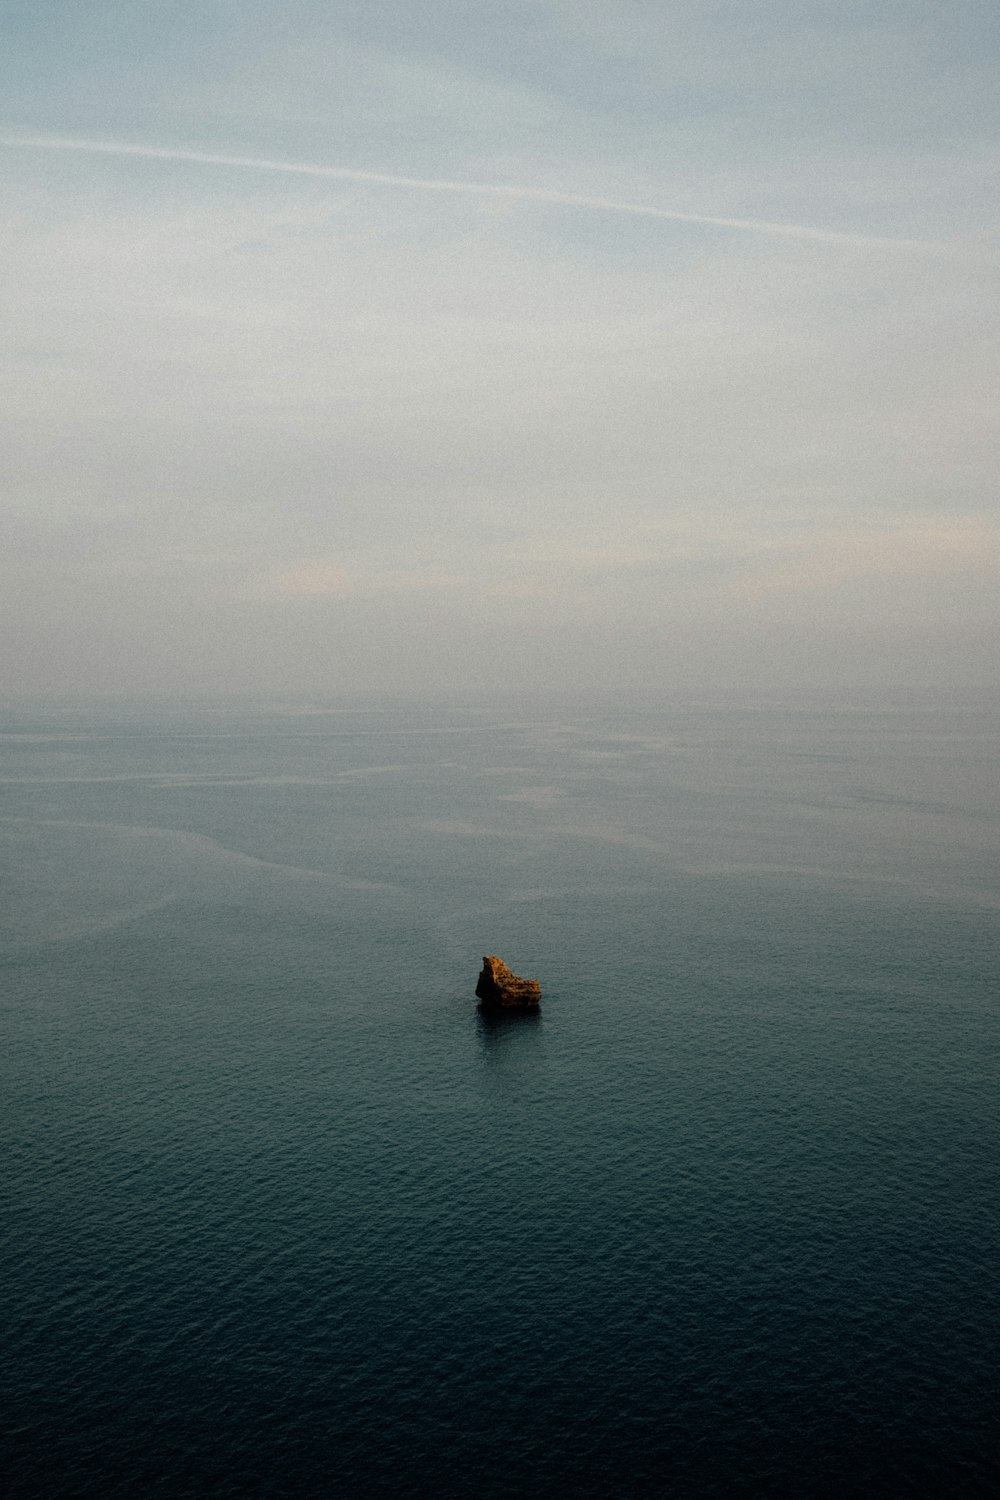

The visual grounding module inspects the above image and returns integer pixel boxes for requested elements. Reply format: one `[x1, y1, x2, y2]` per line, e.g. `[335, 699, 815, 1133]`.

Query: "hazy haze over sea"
[2, 3, 998, 705]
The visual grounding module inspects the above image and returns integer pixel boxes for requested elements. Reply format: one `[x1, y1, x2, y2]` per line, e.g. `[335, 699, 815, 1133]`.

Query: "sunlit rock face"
[475, 955, 541, 1010]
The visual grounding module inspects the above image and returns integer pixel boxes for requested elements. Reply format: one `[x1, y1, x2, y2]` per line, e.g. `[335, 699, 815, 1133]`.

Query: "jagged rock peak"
[475, 955, 541, 1009]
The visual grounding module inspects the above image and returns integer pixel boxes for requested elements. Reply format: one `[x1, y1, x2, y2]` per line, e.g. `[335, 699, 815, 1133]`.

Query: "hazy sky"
[3, 1, 998, 701]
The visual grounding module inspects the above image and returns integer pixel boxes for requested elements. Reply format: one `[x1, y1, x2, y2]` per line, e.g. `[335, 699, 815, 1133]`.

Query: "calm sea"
[2, 701, 998, 1498]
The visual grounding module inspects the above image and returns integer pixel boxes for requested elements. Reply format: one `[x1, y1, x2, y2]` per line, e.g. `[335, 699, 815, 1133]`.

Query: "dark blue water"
[3, 702, 998, 1497]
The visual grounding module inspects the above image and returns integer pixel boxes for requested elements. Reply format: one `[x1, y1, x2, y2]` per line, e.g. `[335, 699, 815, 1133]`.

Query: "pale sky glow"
[2, 1, 998, 701]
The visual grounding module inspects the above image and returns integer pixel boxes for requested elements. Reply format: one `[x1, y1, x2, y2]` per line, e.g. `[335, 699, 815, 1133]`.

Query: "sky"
[2, 0, 998, 703]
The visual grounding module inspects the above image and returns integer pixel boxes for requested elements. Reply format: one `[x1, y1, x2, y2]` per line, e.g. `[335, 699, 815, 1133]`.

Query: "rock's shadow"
[475, 1003, 543, 1055]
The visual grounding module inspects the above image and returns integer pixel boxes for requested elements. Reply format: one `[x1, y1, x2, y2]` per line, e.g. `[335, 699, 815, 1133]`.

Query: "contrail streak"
[1, 130, 926, 250]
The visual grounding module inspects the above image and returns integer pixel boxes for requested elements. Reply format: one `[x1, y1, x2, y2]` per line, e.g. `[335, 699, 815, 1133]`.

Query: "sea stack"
[475, 955, 541, 1010]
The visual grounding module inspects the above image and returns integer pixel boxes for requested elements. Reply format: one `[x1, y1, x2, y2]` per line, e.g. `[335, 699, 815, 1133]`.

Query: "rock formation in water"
[475, 955, 541, 1010]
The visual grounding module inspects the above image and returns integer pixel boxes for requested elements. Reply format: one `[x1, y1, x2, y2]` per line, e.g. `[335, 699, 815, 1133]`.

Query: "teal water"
[2, 702, 998, 1497]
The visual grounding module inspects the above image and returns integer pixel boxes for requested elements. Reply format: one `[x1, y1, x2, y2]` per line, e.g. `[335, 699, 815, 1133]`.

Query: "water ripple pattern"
[2, 702, 998, 1497]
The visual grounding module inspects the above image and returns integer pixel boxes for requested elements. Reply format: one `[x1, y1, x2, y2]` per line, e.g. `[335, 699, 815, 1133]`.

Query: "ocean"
[2, 700, 998, 1497]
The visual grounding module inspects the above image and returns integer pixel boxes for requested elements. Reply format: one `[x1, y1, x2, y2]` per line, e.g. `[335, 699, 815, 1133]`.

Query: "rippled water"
[3, 701, 998, 1497]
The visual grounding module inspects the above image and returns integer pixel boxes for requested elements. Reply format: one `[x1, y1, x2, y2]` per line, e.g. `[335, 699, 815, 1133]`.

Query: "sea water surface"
[2, 700, 998, 1497]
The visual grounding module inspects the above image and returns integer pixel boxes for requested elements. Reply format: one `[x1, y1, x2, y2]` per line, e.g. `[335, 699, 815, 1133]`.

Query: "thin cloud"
[265, 562, 546, 601]
[720, 514, 1000, 604]
[271, 564, 354, 598]
[0, 130, 934, 251]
